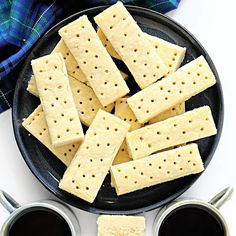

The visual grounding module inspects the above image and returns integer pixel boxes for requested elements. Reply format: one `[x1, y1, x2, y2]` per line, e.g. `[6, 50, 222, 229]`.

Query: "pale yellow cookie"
[59, 110, 130, 203]
[111, 143, 204, 195]
[97, 215, 145, 236]
[127, 56, 216, 123]
[31, 53, 84, 147]
[126, 106, 217, 160]
[94, 2, 168, 89]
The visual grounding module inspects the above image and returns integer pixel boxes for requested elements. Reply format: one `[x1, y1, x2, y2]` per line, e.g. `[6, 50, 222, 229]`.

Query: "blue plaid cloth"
[0, 0, 180, 113]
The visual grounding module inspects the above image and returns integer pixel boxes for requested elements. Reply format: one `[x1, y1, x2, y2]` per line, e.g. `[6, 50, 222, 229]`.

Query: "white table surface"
[1, 0, 236, 235]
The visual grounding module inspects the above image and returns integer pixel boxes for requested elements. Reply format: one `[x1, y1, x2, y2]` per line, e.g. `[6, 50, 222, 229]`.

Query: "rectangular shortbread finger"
[22, 105, 80, 166]
[27, 76, 114, 126]
[59, 110, 130, 203]
[110, 144, 204, 195]
[94, 2, 168, 89]
[31, 53, 84, 147]
[149, 103, 185, 124]
[126, 106, 217, 160]
[59, 15, 129, 106]
[127, 56, 216, 123]
[97, 215, 145, 236]
[97, 28, 186, 74]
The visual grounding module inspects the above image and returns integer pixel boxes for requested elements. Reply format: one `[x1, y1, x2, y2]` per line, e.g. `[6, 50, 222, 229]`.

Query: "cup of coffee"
[0, 190, 80, 236]
[153, 187, 233, 236]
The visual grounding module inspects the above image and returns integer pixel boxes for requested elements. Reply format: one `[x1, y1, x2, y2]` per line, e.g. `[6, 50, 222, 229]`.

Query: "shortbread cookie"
[111, 144, 204, 195]
[127, 56, 216, 123]
[97, 28, 186, 74]
[126, 106, 217, 160]
[31, 53, 84, 147]
[97, 215, 145, 236]
[59, 15, 129, 106]
[59, 110, 130, 203]
[149, 103, 185, 124]
[94, 2, 168, 89]
[22, 105, 80, 166]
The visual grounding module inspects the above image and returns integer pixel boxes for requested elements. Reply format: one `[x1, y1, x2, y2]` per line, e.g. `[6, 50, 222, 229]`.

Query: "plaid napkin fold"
[0, 0, 180, 114]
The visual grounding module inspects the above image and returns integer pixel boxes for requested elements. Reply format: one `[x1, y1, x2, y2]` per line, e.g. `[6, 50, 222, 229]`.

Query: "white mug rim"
[0, 200, 77, 236]
[153, 199, 229, 235]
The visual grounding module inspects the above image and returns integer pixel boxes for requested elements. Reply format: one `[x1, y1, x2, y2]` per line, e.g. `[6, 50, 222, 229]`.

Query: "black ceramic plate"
[12, 5, 223, 214]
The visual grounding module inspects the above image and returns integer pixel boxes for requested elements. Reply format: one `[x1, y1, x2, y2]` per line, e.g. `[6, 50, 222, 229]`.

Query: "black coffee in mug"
[159, 205, 225, 236]
[8, 209, 72, 236]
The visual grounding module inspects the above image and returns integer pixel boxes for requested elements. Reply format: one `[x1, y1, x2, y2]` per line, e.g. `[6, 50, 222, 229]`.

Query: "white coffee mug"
[153, 187, 233, 236]
[0, 190, 80, 236]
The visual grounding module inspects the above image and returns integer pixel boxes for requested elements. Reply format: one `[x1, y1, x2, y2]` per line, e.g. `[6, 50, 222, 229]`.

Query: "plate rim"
[12, 4, 224, 215]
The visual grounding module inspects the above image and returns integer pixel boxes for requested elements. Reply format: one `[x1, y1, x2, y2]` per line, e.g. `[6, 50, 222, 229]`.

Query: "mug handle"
[0, 190, 20, 213]
[209, 187, 234, 209]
